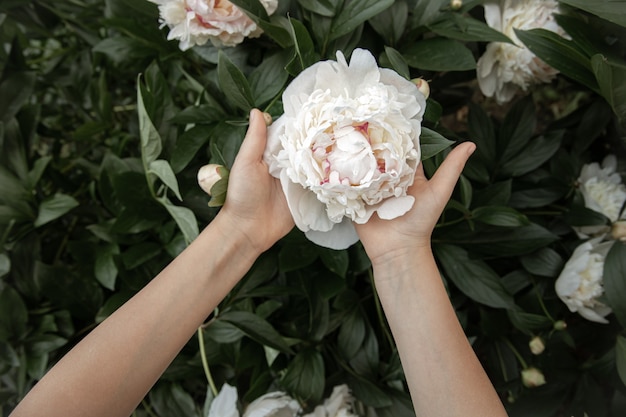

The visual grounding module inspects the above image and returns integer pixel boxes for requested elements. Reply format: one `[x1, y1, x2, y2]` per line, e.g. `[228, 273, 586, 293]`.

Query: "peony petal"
[208, 383, 240, 417]
[483, 2, 502, 30]
[280, 172, 334, 233]
[375, 195, 415, 220]
[305, 218, 359, 250]
[577, 307, 610, 324]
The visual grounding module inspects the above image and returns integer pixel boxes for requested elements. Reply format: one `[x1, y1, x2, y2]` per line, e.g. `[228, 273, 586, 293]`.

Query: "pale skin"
[10, 109, 507, 417]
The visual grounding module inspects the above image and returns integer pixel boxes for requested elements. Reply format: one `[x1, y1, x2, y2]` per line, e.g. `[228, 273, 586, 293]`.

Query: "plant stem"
[197, 327, 218, 396]
[503, 337, 528, 369]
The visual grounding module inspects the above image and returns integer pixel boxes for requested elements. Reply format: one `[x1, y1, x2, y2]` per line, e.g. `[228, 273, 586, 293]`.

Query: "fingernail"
[467, 142, 477, 156]
[262, 112, 272, 126]
[249, 109, 256, 123]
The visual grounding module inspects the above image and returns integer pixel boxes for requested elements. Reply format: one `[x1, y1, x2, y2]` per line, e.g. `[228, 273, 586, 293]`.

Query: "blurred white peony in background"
[476, 0, 566, 103]
[149, 0, 278, 50]
[555, 237, 613, 324]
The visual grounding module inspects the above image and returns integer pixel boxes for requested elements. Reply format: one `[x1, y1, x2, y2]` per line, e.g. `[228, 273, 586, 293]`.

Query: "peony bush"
[1, 0, 625, 416]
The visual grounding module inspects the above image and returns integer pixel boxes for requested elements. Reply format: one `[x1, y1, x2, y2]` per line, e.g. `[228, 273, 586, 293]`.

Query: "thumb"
[236, 109, 268, 163]
[429, 142, 476, 199]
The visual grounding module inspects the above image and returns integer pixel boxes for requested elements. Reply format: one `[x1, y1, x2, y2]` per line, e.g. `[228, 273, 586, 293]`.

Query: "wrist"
[370, 245, 435, 285]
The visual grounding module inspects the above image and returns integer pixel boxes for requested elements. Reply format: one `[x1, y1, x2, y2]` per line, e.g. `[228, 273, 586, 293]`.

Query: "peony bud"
[450, 0, 462, 10]
[197, 164, 225, 196]
[262, 111, 273, 126]
[553, 320, 567, 331]
[611, 220, 626, 241]
[411, 78, 430, 99]
[529, 336, 545, 355]
[521, 367, 546, 388]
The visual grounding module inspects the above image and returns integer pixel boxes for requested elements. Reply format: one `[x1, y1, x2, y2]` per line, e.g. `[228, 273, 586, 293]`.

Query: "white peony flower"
[579, 155, 626, 223]
[476, 0, 566, 103]
[302, 385, 357, 417]
[207, 383, 240, 417]
[555, 237, 613, 324]
[264, 48, 426, 250]
[198, 163, 226, 195]
[149, 0, 278, 50]
[243, 391, 301, 417]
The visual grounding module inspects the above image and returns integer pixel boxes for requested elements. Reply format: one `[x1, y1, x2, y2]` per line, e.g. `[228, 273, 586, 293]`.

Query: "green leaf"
[617, 336, 626, 387]
[558, 0, 626, 28]
[149, 159, 182, 201]
[435, 244, 515, 309]
[297, 0, 336, 17]
[500, 130, 564, 177]
[403, 38, 476, 71]
[0, 71, 36, 123]
[208, 166, 229, 208]
[329, 0, 394, 41]
[410, 0, 449, 28]
[217, 50, 255, 112]
[0, 164, 29, 205]
[383, 46, 410, 80]
[249, 51, 290, 107]
[319, 247, 349, 278]
[286, 17, 318, 75]
[279, 240, 319, 273]
[499, 97, 536, 162]
[471, 206, 530, 227]
[420, 127, 454, 159]
[368, 1, 408, 45]
[34, 193, 79, 228]
[514, 28, 599, 92]
[338, 309, 366, 357]
[0, 287, 28, 340]
[520, 248, 564, 278]
[348, 374, 393, 407]
[0, 253, 10, 277]
[25, 156, 52, 190]
[507, 310, 553, 334]
[228, 0, 269, 21]
[170, 125, 212, 174]
[137, 75, 163, 167]
[220, 310, 293, 354]
[604, 241, 626, 327]
[95, 244, 119, 290]
[281, 348, 325, 404]
[121, 242, 162, 270]
[160, 199, 199, 245]
[591, 54, 626, 126]
[428, 13, 513, 44]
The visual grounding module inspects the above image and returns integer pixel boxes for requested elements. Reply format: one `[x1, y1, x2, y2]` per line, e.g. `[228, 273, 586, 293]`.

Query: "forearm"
[372, 247, 507, 417]
[10, 217, 260, 417]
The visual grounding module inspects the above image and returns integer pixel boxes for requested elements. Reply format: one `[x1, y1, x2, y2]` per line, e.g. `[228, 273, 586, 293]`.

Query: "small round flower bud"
[451, 0, 463, 10]
[262, 111, 273, 126]
[521, 367, 546, 388]
[411, 78, 430, 99]
[553, 320, 567, 331]
[611, 220, 626, 241]
[529, 336, 545, 355]
[197, 164, 225, 196]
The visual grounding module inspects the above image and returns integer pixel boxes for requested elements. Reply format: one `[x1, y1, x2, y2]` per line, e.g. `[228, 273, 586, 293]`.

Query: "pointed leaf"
[329, 0, 394, 41]
[604, 241, 626, 327]
[34, 193, 79, 228]
[435, 244, 515, 309]
[217, 50, 255, 112]
[149, 159, 182, 201]
[220, 310, 293, 354]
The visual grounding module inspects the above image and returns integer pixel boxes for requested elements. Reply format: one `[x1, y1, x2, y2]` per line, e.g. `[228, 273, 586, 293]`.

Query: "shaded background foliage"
[0, 0, 625, 416]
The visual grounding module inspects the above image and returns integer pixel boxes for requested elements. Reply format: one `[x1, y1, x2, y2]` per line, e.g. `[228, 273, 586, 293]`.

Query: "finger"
[236, 109, 267, 163]
[428, 142, 476, 198]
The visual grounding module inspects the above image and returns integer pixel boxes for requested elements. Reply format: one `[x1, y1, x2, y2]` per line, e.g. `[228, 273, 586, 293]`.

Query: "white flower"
[243, 391, 301, 417]
[555, 237, 613, 324]
[302, 385, 357, 417]
[521, 367, 546, 388]
[149, 0, 278, 50]
[476, 0, 566, 103]
[264, 49, 426, 250]
[207, 383, 240, 417]
[198, 163, 226, 195]
[579, 155, 626, 223]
